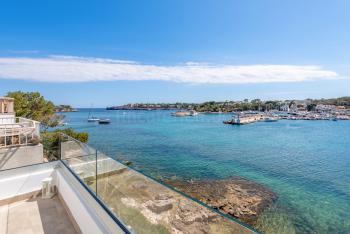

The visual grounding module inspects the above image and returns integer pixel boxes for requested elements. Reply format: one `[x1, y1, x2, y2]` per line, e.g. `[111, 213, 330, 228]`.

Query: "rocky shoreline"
[165, 177, 277, 226]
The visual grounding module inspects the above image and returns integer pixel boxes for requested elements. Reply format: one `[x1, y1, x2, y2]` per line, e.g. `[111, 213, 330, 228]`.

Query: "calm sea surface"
[62, 109, 350, 233]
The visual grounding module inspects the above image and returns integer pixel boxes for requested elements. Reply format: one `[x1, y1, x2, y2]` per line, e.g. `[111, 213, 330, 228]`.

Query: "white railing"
[0, 117, 40, 148]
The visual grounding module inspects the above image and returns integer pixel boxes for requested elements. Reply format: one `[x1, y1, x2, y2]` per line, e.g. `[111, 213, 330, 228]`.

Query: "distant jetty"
[224, 114, 263, 125]
[224, 113, 278, 125]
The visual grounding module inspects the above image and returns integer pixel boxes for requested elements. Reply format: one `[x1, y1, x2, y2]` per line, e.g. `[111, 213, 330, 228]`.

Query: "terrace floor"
[0, 195, 78, 234]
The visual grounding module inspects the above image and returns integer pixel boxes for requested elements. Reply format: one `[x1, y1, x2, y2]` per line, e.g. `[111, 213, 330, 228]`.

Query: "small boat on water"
[264, 117, 278, 122]
[88, 116, 100, 122]
[189, 110, 198, 116]
[87, 104, 100, 122]
[171, 110, 198, 117]
[98, 119, 111, 124]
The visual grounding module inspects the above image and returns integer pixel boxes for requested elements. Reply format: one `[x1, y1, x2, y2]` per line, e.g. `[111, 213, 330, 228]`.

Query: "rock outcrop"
[165, 177, 277, 225]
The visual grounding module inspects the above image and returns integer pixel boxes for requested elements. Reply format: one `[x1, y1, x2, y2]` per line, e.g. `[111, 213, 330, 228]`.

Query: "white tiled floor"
[0, 196, 77, 234]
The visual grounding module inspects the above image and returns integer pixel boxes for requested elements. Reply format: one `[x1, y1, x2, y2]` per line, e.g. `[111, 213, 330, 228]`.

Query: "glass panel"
[59, 134, 98, 195]
[59, 133, 255, 234]
[60, 134, 95, 159]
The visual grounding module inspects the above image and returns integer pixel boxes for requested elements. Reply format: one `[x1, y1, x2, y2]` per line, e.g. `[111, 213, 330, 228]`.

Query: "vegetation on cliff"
[112, 97, 350, 113]
[55, 104, 77, 112]
[306, 96, 350, 107]
[193, 97, 350, 112]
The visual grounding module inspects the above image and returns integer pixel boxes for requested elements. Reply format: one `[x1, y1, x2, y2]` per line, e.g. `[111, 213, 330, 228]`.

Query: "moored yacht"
[98, 118, 111, 124]
[87, 104, 100, 122]
[264, 117, 278, 122]
[88, 116, 100, 122]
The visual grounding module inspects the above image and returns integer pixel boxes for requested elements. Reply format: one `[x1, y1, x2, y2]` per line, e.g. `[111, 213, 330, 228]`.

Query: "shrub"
[41, 128, 88, 160]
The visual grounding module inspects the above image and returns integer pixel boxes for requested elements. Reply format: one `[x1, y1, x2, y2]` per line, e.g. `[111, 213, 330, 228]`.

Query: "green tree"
[251, 99, 262, 111]
[307, 103, 317, 112]
[41, 128, 89, 160]
[42, 128, 88, 145]
[6, 91, 63, 129]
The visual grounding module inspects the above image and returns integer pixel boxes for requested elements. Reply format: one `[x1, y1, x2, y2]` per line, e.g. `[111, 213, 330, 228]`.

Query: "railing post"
[11, 127, 13, 146]
[58, 133, 61, 160]
[4, 125, 6, 147]
[95, 149, 98, 196]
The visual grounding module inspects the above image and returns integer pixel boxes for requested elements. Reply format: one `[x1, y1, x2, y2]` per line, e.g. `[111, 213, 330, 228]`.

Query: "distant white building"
[289, 103, 298, 113]
[316, 104, 336, 112]
[280, 104, 290, 112]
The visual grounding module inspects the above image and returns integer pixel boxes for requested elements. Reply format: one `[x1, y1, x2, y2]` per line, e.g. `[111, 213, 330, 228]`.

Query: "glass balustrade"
[59, 133, 257, 234]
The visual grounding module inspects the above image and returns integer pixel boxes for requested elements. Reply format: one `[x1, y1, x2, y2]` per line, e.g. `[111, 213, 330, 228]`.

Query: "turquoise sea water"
[62, 109, 350, 233]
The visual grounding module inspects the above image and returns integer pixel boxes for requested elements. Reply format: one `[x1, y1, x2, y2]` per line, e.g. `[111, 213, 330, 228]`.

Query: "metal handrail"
[0, 116, 40, 125]
[0, 117, 40, 148]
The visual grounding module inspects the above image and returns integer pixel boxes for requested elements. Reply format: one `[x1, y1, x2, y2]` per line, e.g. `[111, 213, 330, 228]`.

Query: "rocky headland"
[165, 177, 277, 226]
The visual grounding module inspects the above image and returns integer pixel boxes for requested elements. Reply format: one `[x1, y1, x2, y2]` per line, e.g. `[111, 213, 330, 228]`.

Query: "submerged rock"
[165, 177, 277, 225]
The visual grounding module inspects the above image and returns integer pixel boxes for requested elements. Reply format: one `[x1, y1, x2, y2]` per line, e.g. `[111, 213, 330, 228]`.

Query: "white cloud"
[6, 50, 39, 54]
[0, 56, 339, 84]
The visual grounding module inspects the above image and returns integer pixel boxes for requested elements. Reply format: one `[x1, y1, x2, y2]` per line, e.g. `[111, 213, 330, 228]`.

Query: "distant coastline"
[106, 106, 179, 111]
[55, 105, 77, 112]
[106, 97, 350, 113]
[106, 97, 350, 122]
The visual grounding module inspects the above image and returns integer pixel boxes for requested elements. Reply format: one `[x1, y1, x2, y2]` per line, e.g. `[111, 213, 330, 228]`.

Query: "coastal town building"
[289, 103, 298, 112]
[336, 106, 346, 110]
[280, 104, 290, 112]
[316, 104, 337, 112]
[297, 106, 307, 112]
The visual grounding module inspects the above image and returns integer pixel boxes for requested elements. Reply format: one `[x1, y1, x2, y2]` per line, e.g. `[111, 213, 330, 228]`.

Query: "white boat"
[87, 104, 100, 122]
[264, 117, 278, 122]
[88, 117, 100, 122]
[189, 110, 199, 116]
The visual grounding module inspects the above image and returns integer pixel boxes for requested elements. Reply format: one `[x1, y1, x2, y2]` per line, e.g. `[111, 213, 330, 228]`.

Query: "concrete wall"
[0, 161, 57, 200]
[0, 161, 126, 234]
[0, 144, 43, 170]
[55, 165, 125, 234]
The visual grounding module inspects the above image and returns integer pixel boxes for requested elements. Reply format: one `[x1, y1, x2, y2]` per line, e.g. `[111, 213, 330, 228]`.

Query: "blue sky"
[0, 0, 349, 107]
